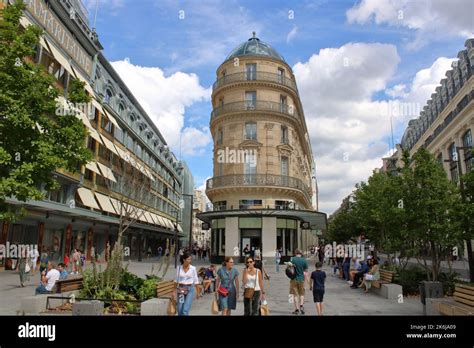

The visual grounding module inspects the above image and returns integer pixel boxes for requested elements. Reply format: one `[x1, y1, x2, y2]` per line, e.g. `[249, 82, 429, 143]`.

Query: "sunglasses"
[246, 260, 254, 264]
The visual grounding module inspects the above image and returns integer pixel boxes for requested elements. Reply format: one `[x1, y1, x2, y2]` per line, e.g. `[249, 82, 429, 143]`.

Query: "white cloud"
[111, 59, 211, 155]
[286, 26, 298, 43]
[293, 42, 401, 214]
[346, 0, 474, 49]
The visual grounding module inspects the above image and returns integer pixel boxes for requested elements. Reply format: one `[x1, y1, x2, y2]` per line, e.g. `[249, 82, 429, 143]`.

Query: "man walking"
[289, 249, 308, 315]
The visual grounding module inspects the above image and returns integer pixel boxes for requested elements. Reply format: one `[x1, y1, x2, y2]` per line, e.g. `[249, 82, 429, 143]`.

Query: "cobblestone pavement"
[0, 256, 423, 315]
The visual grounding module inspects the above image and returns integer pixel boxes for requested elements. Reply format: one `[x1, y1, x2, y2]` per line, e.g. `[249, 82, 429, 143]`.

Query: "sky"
[81, 0, 474, 215]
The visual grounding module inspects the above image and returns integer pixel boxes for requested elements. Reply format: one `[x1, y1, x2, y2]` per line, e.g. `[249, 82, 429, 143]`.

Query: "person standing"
[243, 244, 250, 258]
[310, 262, 326, 316]
[275, 248, 281, 272]
[29, 246, 39, 276]
[39, 247, 49, 275]
[175, 252, 200, 316]
[17, 249, 30, 287]
[216, 257, 239, 316]
[242, 257, 264, 316]
[289, 249, 308, 315]
[157, 246, 163, 261]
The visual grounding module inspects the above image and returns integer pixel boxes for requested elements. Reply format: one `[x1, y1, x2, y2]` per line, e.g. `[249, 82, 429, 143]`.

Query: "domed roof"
[225, 32, 286, 63]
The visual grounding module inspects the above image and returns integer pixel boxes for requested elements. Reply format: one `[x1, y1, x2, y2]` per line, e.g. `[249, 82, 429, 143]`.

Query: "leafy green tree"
[0, 1, 92, 220]
[327, 206, 359, 244]
[400, 148, 463, 281]
[352, 171, 406, 261]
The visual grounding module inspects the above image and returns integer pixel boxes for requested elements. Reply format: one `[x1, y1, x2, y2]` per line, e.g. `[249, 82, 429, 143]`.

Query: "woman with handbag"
[242, 257, 264, 316]
[175, 252, 200, 316]
[363, 258, 380, 293]
[17, 248, 31, 287]
[216, 257, 239, 316]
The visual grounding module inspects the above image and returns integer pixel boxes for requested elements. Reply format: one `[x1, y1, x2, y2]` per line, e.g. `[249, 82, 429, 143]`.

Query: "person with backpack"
[286, 249, 308, 315]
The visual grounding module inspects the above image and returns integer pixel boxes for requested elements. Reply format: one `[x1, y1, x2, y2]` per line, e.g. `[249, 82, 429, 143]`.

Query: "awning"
[88, 128, 104, 145]
[165, 218, 175, 230]
[110, 198, 123, 215]
[99, 134, 119, 156]
[94, 192, 117, 214]
[178, 224, 183, 233]
[144, 211, 155, 225]
[102, 108, 120, 129]
[42, 37, 75, 78]
[77, 187, 100, 210]
[138, 209, 148, 223]
[70, 65, 95, 96]
[85, 162, 101, 175]
[96, 162, 117, 183]
[196, 208, 328, 231]
[114, 145, 130, 162]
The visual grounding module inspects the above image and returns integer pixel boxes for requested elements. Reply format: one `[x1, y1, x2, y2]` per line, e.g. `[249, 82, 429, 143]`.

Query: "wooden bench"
[434, 284, 474, 316]
[373, 269, 395, 289]
[55, 276, 83, 293]
[156, 280, 176, 299]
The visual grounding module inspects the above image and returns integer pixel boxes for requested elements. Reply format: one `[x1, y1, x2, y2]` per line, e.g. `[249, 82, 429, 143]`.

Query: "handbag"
[211, 298, 219, 315]
[25, 261, 31, 273]
[365, 273, 374, 281]
[177, 266, 190, 295]
[167, 298, 177, 316]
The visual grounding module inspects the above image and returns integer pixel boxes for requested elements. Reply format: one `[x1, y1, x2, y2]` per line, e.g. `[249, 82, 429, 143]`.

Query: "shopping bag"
[167, 298, 177, 316]
[25, 262, 31, 273]
[260, 304, 269, 316]
[211, 298, 219, 315]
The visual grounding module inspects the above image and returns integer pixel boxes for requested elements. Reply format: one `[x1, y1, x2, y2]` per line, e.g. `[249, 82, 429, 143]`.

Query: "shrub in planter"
[137, 277, 161, 301]
[438, 272, 460, 296]
[396, 267, 427, 295]
[119, 270, 144, 296]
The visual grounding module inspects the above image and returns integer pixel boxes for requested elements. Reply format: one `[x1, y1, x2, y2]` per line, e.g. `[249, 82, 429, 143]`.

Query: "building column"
[37, 222, 44, 254]
[86, 227, 93, 261]
[64, 224, 72, 257]
[262, 217, 276, 260]
[0, 221, 9, 245]
[225, 217, 238, 259]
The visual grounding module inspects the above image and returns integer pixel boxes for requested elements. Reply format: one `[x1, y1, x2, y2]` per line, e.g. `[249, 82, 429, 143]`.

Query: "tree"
[0, 1, 91, 220]
[400, 148, 463, 281]
[352, 171, 406, 261]
[327, 205, 359, 244]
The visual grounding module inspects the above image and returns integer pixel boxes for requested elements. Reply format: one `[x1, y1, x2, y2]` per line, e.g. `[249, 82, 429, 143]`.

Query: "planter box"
[454, 284, 474, 307]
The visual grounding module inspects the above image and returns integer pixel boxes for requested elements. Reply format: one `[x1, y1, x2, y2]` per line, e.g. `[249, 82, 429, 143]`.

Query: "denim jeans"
[275, 259, 280, 272]
[343, 264, 350, 280]
[177, 285, 195, 316]
[35, 284, 52, 295]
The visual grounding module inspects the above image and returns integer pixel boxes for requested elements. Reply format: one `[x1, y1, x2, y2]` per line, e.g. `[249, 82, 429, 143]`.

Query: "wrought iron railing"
[213, 71, 298, 93]
[206, 174, 311, 201]
[211, 100, 299, 119]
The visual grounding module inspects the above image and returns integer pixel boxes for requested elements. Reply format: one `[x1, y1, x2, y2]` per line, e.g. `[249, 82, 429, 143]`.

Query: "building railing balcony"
[206, 174, 311, 202]
[213, 71, 298, 93]
[211, 101, 299, 120]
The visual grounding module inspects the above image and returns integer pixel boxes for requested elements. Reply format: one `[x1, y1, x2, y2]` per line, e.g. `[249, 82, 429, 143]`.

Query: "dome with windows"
[225, 32, 286, 63]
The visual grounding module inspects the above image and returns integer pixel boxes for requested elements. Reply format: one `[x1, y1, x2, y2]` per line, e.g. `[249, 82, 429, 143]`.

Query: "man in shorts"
[289, 249, 308, 315]
[310, 262, 326, 315]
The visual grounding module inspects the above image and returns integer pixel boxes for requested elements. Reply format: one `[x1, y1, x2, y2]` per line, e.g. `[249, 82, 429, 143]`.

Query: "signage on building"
[23, 0, 93, 76]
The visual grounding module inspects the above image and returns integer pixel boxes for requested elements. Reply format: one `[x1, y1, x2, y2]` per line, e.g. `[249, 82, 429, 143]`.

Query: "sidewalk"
[0, 257, 423, 315]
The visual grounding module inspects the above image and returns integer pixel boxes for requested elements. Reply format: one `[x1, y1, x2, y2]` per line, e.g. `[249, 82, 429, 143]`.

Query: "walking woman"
[17, 248, 30, 287]
[242, 257, 264, 316]
[175, 252, 200, 316]
[216, 257, 239, 316]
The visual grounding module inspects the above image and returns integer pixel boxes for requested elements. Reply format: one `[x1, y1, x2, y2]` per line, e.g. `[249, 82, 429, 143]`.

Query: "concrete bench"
[140, 298, 170, 316]
[21, 295, 50, 315]
[372, 283, 403, 300]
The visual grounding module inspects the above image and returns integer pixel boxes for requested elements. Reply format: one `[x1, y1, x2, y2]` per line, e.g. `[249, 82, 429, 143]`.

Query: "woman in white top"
[242, 257, 264, 316]
[175, 252, 200, 316]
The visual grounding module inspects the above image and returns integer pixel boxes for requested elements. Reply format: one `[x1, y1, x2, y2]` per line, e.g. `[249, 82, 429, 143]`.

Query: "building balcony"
[213, 71, 298, 94]
[211, 100, 299, 120]
[206, 174, 311, 205]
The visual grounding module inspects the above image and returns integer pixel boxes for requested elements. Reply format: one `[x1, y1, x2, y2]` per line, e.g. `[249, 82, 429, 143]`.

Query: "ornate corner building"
[198, 34, 326, 263]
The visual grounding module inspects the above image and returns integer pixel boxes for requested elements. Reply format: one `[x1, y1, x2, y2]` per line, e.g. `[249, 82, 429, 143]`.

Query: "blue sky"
[82, 0, 473, 213]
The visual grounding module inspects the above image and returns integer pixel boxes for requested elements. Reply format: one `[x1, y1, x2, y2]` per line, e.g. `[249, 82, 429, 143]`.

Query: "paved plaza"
[0, 256, 423, 315]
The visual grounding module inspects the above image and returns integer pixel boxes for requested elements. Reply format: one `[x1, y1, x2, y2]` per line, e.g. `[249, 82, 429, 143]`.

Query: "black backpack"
[285, 262, 297, 280]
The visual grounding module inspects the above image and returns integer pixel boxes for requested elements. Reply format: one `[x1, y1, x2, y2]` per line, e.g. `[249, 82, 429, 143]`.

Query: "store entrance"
[240, 229, 261, 263]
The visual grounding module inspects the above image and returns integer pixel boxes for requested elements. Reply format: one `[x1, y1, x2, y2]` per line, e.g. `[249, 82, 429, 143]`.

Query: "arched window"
[104, 89, 113, 104]
[463, 129, 473, 171]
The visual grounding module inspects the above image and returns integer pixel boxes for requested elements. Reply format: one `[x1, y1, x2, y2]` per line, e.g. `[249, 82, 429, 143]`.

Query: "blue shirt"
[204, 269, 215, 279]
[360, 262, 369, 274]
[311, 270, 326, 290]
[59, 271, 68, 280]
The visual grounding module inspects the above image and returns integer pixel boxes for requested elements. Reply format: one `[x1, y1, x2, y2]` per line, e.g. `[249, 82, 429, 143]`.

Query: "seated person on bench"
[203, 264, 216, 293]
[58, 263, 69, 280]
[35, 262, 60, 295]
[350, 258, 370, 289]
